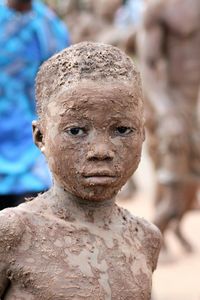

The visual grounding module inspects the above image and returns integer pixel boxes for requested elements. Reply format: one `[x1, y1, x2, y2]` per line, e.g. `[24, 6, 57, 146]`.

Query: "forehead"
[46, 81, 142, 120]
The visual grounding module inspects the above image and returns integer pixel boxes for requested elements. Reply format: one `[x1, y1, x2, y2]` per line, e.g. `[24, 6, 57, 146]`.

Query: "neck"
[49, 182, 116, 224]
[7, 0, 32, 12]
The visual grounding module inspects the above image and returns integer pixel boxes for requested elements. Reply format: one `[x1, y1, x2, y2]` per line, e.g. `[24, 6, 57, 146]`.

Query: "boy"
[0, 42, 161, 299]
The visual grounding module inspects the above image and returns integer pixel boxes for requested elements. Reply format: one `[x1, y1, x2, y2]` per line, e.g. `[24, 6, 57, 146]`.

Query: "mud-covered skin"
[137, 0, 200, 246]
[0, 43, 162, 299]
[0, 191, 161, 300]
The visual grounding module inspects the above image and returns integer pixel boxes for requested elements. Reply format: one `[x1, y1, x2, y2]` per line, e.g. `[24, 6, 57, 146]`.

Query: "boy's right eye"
[66, 127, 86, 136]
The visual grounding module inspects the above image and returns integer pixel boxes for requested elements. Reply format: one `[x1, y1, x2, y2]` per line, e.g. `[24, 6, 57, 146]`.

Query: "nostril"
[104, 156, 113, 161]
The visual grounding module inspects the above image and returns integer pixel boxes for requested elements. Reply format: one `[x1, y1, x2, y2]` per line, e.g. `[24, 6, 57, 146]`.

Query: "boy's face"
[36, 81, 144, 201]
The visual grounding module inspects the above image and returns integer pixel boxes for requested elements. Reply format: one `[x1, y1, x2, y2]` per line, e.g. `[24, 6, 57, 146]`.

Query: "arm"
[137, 3, 175, 117]
[0, 268, 9, 297]
[132, 216, 162, 272]
[148, 225, 162, 272]
[141, 220, 162, 272]
[0, 209, 24, 297]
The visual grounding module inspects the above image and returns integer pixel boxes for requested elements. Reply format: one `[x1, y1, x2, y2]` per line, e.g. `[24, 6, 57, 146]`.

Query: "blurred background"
[1, 0, 199, 299]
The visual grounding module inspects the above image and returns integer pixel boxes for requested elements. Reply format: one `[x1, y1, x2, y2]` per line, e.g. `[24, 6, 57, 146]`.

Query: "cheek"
[45, 135, 85, 177]
[121, 136, 143, 174]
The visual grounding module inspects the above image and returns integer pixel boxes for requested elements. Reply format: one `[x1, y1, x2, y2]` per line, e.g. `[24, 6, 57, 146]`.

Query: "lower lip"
[83, 176, 116, 185]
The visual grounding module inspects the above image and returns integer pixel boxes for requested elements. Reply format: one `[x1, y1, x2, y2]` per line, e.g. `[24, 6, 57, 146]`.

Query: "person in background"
[0, 0, 70, 210]
[137, 0, 200, 251]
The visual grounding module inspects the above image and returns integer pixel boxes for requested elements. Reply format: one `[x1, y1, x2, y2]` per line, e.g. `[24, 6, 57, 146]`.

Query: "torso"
[3, 199, 156, 300]
[162, 0, 200, 101]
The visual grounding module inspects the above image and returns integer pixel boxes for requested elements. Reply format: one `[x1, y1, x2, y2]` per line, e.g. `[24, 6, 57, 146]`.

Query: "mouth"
[82, 171, 117, 186]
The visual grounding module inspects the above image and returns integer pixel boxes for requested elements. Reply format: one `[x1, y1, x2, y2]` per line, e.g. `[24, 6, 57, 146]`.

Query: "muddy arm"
[0, 209, 24, 297]
[143, 222, 162, 272]
[137, 4, 175, 117]
[0, 218, 10, 297]
[0, 267, 9, 297]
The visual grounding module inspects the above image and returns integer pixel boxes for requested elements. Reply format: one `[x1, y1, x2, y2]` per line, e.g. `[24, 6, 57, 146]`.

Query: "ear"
[32, 120, 45, 153]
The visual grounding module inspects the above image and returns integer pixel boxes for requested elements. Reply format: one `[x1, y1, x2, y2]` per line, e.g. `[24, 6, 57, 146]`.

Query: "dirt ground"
[117, 145, 200, 300]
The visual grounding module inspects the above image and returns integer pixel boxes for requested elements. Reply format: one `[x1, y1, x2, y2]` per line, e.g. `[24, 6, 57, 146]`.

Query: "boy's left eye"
[115, 127, 133, 136]
[66, 127, 85, 136]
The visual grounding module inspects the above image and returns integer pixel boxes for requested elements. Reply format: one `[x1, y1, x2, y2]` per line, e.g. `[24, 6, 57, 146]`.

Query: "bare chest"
[160, 0, 200, 87]
[6, 219, 152, 300]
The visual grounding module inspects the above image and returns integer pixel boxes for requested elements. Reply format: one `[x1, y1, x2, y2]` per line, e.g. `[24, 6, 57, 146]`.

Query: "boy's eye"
[115, 127, 133, 136]
[67, 127, 85, 136]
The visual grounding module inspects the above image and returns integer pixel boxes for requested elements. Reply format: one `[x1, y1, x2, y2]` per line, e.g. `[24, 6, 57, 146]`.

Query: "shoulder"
[15, 192, 52, 218]
[33, 1, 55, 18]
[33, 1, 65, 26]
[136, 216, 162, 271]
[0, 208, 25, 255]
[32, 1, 70, 49]
[142, 0, 165, 28]
[0, 193, 50, 255]
[117, 207, 162, 271]
[137, 217, 162, 248]
[0, 192, 49, 238]
[123, 209, 162, 248]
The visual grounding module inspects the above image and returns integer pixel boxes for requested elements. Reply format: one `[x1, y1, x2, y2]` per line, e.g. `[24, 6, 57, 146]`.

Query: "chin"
[76, 187, 119, 202]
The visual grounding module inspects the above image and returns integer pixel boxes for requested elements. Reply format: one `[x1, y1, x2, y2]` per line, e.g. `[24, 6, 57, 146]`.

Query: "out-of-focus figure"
[0, 0, 70, 210]
[94, 0, 144, 55]
[45, 0, 140, 55]
[137, 0, 200, 251]
[65, 0, 123, 45]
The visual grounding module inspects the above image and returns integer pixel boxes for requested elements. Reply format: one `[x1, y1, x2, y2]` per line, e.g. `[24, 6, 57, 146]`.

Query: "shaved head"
[36, 41, 142, 119]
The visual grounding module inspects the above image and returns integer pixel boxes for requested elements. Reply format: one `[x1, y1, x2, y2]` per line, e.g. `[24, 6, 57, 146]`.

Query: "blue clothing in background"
[0, 0, 70, 194]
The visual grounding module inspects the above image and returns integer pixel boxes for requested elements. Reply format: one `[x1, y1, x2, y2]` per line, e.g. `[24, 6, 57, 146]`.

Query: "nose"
[87, 140, 115, 161]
